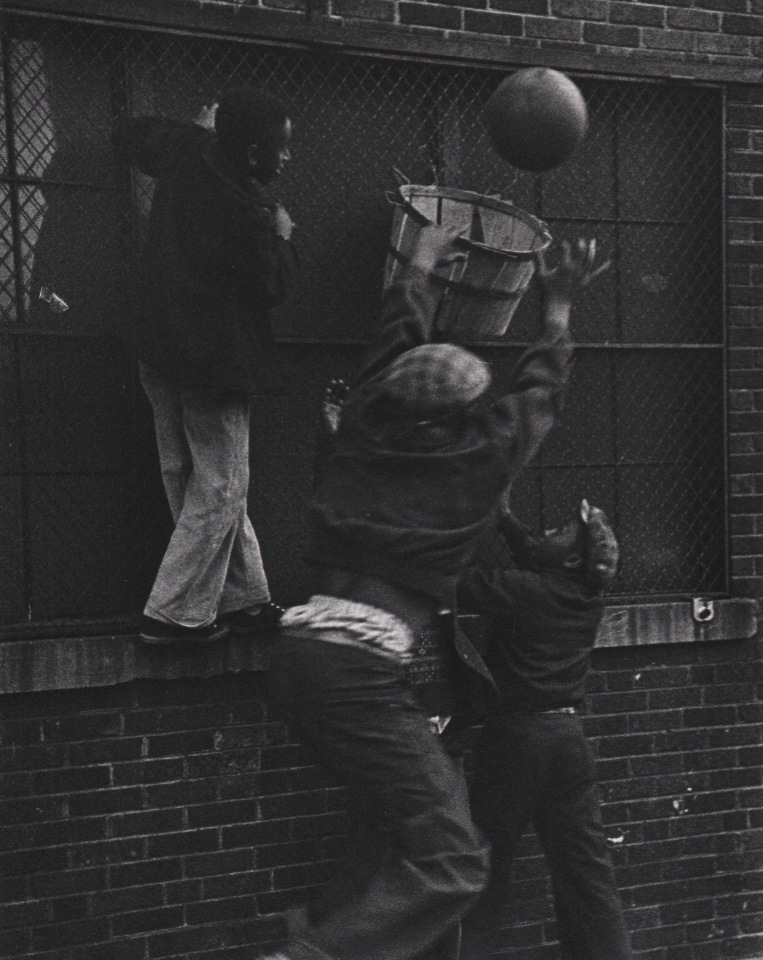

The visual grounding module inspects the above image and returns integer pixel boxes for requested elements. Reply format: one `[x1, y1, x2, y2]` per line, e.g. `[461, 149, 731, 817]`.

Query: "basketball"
[484, 68, 588, 172]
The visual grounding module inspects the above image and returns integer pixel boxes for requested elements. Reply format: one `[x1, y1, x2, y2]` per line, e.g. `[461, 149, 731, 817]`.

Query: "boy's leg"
[269, 631, 489, 960]
[534, 716, 633, 960]
[217, 513, 271, 616]
[145, 385, 267, 627]
[139, 362, 191, 521]
[296, 790, 462, 960]
[460, 715, 537, 960]
[216, 398, 271, 617]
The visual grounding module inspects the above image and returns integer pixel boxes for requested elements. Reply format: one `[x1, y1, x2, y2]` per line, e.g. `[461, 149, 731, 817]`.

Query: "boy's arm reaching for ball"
[495, 500, 537, 561]
[352, 225, 465, 389]
[312, 379, 349, 491]
[490, 238, 610, 479]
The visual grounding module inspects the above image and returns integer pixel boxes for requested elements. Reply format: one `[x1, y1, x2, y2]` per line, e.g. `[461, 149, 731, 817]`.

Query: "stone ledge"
[0, 598, 757, 695]
[0, 632, 271, 696]
[0, 599, 760, 694]
[596, 598, 760, 648]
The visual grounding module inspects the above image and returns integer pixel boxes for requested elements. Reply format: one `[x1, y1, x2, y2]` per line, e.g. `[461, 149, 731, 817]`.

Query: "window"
[0, 16, 725, 636]
[461, 80, 726, 599]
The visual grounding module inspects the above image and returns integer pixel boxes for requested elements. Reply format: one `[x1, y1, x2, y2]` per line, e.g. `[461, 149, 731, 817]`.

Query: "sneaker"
[223, 602, 284, 637]
[138, 615, 230, 645]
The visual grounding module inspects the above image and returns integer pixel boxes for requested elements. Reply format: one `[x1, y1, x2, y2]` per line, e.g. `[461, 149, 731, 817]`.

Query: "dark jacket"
[307, 264, 574, 605]
[458, 564, 603, 710]
[113, 117, 297, 394]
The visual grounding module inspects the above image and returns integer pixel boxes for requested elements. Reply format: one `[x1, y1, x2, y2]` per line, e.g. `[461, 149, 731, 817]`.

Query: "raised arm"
[491, 238, 610, 477]
[352, 224, 465, 388]
[495, 503, 537, 561]
[312, 379, 349, 490]
[458, 565, 539, 618]
[112, 116, 208, 178]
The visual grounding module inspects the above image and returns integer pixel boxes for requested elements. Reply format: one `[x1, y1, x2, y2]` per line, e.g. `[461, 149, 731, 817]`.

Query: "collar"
[201, 139, 277, 210]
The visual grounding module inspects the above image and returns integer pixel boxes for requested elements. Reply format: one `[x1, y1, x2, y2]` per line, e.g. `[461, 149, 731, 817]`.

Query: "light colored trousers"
[140, 362, 270, 627]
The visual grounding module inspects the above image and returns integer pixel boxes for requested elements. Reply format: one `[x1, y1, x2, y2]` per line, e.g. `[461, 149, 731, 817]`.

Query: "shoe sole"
[227, 623, 280, 636]
[138, 626, 230, 645]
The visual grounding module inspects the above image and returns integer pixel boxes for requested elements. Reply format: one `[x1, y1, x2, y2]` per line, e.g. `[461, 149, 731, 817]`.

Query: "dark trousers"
[269, 631, 489, 960]
[460, 712, 633, 960]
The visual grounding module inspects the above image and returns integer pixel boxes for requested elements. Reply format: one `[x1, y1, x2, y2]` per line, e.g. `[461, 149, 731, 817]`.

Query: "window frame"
[0, 12, 736, 647]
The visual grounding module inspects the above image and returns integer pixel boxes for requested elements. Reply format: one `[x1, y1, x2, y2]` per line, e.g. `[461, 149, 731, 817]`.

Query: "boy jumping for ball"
[457, 499, 633, 960]
[265, 227, 609, 960]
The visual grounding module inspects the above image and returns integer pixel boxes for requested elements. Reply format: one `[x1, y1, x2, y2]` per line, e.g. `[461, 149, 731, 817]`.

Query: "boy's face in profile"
[247, 118, 292, 185]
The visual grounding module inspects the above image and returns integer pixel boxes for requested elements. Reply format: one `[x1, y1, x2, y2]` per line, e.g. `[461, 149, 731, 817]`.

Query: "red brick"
[109, 859, 182, 889]
[668, 8, 720, 31]
[551, 0, 607, 19]
[491, 0, 547, 11]
[642, 26, 696, 51]
[583, 21, 641, 46]
[463, 9, 523, 34]
[399, 2, 461, 29]
[112, 906, 184, 936]
[145, 829, 219, 859]
[184, 847, 253, 878]
[332, 0, 396, 19]
[525, 15, 581, 39]
[32, 917, 110, 951]
[611, 1, 665, 27]
[724, 13, 763, 36]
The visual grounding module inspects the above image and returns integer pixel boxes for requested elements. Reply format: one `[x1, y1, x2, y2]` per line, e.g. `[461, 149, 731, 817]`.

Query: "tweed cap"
[379, 344, 492, 416]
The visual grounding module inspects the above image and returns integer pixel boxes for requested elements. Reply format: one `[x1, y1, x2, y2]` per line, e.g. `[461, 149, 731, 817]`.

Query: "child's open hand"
[321, 379, 349, 436]
[274, 203, 294, 241]
[535, 238, 611, 301]
[194, 103, 218, 131]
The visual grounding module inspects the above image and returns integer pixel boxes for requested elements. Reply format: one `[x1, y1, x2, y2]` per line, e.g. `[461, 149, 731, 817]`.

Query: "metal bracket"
[692, 598, 715, 623]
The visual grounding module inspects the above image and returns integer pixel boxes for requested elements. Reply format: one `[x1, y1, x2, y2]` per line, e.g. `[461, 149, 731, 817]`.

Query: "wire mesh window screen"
[0, 16, 725, 634]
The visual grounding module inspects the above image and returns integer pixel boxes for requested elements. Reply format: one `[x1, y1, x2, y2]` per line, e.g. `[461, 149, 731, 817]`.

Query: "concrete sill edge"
[0, 597, 759, 695]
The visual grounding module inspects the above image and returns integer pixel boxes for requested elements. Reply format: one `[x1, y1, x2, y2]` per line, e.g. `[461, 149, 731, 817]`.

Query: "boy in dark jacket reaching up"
[266, 230, 609, 960]
[458, 499, 633, 960]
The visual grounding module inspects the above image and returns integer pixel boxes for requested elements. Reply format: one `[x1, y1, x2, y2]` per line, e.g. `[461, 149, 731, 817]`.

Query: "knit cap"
[379, 344, 492, 417]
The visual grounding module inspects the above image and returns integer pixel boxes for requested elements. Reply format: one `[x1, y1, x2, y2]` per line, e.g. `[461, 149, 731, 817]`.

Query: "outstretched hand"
[194, 103, 218, 131]
[535, 238, 611, 302]
[274, 203, 294, 241]
[321, 379, 349, 436]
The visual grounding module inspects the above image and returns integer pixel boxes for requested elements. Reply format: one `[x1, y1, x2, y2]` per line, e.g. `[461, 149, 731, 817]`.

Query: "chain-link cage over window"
[0, 15, 726, 635]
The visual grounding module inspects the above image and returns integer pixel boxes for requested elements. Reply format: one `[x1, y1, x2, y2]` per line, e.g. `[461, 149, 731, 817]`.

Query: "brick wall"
[339, 0, 761, 62]
[168, 0, 762, 73]
[0, 675, 342, 959]
[9, 0, 759, 81]
[0, 1, 761, 959]
[1, 643, 762, 960]
[728, 83, 763, 601]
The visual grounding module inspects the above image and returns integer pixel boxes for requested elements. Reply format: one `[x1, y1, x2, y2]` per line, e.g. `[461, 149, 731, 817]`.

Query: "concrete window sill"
[0, 598, 758, 695]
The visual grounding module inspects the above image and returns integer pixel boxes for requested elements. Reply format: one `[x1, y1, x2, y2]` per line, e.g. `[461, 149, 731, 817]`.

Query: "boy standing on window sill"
[113, 88, 296, 646]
